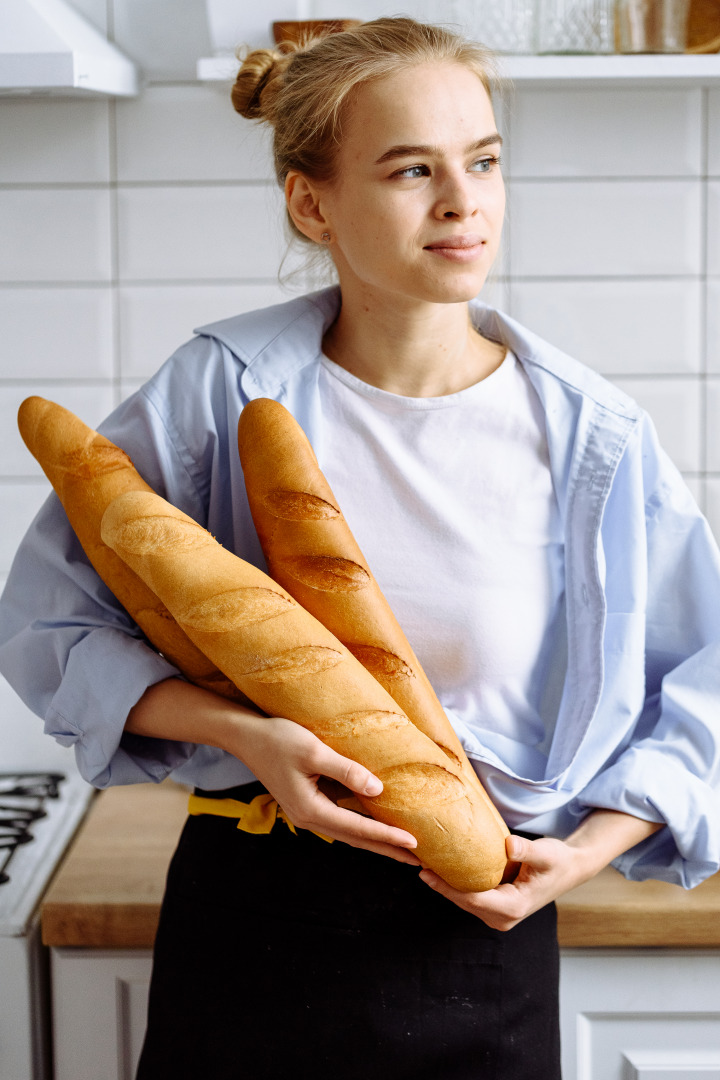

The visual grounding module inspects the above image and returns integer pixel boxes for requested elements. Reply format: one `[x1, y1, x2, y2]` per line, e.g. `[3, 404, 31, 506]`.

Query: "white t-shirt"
[317, 349, 566, 759]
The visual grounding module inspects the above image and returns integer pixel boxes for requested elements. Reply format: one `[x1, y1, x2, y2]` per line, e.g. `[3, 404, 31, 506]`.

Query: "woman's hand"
[419, 810, 664, 930]
[126, 677, 419, 865]
[232, 712, 420, 865]
[419, 834, 588, 930]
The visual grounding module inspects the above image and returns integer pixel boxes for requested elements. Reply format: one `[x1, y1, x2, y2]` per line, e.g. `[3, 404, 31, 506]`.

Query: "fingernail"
[364, 777, 382, 796]
[419, 870, 437, 887]
[507, 838, 522, 860]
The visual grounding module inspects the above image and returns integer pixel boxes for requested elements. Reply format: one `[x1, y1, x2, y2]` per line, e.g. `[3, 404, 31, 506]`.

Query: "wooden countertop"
[42, 781, 187, 949]
[42, 781, 720, 949]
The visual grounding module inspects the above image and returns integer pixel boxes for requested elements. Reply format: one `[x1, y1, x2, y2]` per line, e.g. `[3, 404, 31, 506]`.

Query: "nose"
[433, 169, 478, 221]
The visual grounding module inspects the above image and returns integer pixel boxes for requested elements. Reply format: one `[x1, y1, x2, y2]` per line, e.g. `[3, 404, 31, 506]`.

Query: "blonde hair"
[231, 17, 499, 244]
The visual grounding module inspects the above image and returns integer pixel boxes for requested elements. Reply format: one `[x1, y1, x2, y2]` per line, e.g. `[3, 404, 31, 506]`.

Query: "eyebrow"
[374, 133, 503, 165]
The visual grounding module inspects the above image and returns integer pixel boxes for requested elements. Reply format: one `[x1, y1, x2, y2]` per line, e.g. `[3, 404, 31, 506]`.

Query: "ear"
[285, 171, 329, 244]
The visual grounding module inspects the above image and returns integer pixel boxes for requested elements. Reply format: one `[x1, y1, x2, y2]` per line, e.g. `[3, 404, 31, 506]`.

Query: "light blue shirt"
[1, 286, 719, 888]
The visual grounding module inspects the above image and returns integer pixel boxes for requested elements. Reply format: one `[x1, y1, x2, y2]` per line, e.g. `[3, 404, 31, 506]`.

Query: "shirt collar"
[468, 299, 641, 422]
[196, 285, 641, 423]
[196, 286, 341, 398]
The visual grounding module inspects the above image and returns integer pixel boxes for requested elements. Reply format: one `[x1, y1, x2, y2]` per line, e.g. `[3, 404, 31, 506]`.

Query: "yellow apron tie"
[188, 792, 334, 843]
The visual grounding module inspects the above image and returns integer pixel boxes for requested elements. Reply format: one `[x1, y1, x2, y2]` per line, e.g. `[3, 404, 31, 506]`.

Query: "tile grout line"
[699, 87, 710, 507]
[107, 96, 122, 409]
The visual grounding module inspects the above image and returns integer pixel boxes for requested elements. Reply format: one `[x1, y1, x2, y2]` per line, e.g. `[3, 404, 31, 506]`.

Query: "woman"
[1, 17, 719, 1080]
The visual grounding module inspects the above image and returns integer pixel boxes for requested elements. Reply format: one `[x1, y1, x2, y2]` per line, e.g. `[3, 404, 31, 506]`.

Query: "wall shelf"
[498, 52, 720, 87]
[197, 52, 720, 88]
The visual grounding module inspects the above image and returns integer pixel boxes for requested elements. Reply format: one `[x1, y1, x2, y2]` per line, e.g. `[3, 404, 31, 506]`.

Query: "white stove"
[0, 769, 94, 1080]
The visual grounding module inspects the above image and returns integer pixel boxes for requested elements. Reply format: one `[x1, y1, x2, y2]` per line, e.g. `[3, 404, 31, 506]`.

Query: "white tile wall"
[706, 380, 720, 473]
[705, 479, 720, 540]
[708, 91, 720, 177]
[613, 376, 702, 474]
[115, 85, 274, 182]
[508, 179, 702, 278]
[0, 484, 51, 575]
[0, 288, 114, 378]
[509, 89, 703, 178]
[112, 0, 212, 82]
[118, 283, 291, 378]
[0, 189, 113, 282]
[116, 185, 286, 280]
[510, 279, 702, 375]
[708, 182, 720, 277]
[0, 99, 111, 184]
[683, 474, 703, 507]
[70, 0, 107, 34]
[708, 280, 720, 373]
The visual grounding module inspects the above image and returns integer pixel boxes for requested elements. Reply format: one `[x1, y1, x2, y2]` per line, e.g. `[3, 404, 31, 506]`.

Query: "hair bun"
[231, 48, 289, 121]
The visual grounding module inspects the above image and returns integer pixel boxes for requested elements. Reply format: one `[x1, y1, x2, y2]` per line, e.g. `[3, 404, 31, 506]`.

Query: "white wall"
[0, 0, 719, 750]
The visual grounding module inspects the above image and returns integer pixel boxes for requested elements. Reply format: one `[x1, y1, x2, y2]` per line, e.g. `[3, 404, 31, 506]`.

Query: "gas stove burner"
[0, 772, 64, 799]
[0, 830, 37, 847]
[0, 772, 66, 887]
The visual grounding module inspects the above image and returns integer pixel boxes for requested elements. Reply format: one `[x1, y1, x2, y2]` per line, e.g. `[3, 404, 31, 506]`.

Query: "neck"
[322, 288, 505, 398]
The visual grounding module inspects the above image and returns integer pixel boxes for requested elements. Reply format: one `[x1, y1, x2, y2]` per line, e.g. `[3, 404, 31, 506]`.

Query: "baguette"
[237, 397, 509, 836]
[17, 396, 245, 703]
[101, 489, 509, 891]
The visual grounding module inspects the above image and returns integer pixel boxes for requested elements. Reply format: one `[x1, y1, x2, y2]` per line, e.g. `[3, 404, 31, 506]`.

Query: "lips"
[423, 234, 486, 263]
[424, 234, 484, 251]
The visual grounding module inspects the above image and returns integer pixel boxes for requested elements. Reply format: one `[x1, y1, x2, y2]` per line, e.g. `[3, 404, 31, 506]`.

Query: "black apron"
[136, 783, 561, 1080]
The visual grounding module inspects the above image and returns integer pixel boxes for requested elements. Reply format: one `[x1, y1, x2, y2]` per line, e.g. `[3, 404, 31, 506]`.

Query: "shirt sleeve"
[0, 333, 237, 788]
[576, 425, 720, 889]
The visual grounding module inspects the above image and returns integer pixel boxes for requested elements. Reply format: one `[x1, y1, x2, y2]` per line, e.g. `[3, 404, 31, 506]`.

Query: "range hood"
[0, 0, 139, 97]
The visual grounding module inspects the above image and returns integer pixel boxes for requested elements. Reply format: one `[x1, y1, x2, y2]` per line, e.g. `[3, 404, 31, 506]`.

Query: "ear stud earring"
[321, 232, 331, 243]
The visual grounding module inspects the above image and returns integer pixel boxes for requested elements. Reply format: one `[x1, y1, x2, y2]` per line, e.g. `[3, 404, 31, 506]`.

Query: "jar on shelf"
[537, 0, 615, 52]
[446, 0, 539, 54]
[615, 0, 691, 53]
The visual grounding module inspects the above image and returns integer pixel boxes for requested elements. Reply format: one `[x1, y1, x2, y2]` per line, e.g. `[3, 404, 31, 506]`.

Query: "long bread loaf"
[17, 396, 245, 703]
[101, 489, 509, 891]
[237, 397, 509, 837]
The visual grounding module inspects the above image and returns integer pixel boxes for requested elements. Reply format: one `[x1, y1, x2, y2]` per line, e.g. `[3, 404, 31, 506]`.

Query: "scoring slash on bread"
[237, 398, 510, 840]
[16, 396, 246, 704]
[100, 489, 509, 891]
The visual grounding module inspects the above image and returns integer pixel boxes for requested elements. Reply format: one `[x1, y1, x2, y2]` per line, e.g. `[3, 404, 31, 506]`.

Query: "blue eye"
[395, 164, 430, 179]
[470, 156, 501, 173]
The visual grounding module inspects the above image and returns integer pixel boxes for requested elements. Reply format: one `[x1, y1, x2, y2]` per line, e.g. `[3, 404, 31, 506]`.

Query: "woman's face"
[317, 61, 505, 309]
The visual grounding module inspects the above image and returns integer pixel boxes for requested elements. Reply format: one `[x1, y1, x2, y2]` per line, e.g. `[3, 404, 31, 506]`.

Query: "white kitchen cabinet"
[560, 950, 720, 1080]
[49, 947, 720, 1080]
[50, 949, 152, 1080]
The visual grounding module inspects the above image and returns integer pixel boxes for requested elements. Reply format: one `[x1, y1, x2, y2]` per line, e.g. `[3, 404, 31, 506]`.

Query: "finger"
[291, 793, 418, 851]
[420, 869, 515, 906]
[345, 838, 422, 865]
[419, 870, 526, 929]
[506, 834, 532, 862]
[285, 799, 420, 863]
[505, 834, 555, 872]
[318, 746, 385, 799]
[305, 746, 417, 848]
[325, 802, 418, 850]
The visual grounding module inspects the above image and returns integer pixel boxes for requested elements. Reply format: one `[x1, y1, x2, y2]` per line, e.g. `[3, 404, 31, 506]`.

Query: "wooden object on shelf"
[272, 19, 361, 46]
[687, 0, 720, 51]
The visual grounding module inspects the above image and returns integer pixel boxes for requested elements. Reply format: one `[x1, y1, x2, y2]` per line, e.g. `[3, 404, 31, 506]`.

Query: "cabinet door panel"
[623, 1047, 720, 1079]
[560, 950, 720, 1080]
[51, 949, 152, 1080]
